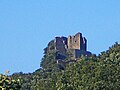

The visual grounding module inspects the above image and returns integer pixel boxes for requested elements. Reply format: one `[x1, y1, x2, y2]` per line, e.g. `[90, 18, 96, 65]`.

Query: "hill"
[8, 42, 120, 90]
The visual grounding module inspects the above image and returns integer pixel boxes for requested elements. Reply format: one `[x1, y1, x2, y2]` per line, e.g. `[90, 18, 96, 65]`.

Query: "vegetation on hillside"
[0, 74, 21, 90]
[40, 40, 57, 70]
[9, 42, 120, 90]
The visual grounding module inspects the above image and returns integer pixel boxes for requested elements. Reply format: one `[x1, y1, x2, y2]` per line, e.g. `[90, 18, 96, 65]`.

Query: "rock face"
[54, 32, 91, 59]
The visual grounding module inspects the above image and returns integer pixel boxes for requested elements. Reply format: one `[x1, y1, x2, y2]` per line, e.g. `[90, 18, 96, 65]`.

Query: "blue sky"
[0, 0, 120, 74]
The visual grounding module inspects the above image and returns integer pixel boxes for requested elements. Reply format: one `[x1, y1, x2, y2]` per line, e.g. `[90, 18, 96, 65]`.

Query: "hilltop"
[11, 42, 120, 90]
[0, 33, 120, 90]
[41, 32, 92, 70]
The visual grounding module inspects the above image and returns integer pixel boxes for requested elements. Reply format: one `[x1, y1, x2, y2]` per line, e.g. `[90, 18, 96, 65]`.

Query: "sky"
[0, 0, 120, 74]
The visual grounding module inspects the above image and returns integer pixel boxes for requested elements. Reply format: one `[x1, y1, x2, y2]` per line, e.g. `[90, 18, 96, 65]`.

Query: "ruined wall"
[54, 32, 89, 59]
[54, 37, 67, 54]
[68, 32, 87, 51]
[75, 49, 91, 58]
[82, 37, 87, 51]
[67, 49, 91, 59]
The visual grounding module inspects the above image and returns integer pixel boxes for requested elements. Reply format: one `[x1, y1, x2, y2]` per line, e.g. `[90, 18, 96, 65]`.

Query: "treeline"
[10, 42, 120, 90]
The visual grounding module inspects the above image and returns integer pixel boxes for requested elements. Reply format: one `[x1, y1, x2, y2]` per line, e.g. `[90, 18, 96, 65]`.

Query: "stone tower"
[68, 32, 87, 51]
[54, 32, 91, 59]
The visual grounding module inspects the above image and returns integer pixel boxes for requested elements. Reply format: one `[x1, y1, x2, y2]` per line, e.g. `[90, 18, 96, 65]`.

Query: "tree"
[0, 74, 21, 90]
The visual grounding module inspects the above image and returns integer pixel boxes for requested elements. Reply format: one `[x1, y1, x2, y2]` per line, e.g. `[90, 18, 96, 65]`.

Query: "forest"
[0, 42, 120, 90]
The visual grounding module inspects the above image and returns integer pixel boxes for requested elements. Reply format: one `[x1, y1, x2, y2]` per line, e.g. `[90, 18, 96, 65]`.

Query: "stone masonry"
[54, 32, 91, 59]
[68, 32, 87, 50]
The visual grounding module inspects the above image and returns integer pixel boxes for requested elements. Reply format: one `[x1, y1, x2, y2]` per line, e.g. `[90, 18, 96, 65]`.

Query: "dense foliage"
[0, 74, 21, 90]
[40, 40, 57, 70]
[11, 42, 120, 90]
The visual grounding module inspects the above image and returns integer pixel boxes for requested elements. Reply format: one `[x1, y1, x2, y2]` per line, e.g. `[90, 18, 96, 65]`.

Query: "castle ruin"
[54, 32, 91, 59]
[68, 32, 87, 50]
